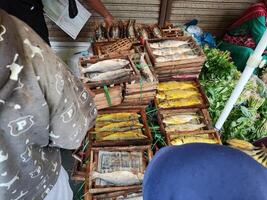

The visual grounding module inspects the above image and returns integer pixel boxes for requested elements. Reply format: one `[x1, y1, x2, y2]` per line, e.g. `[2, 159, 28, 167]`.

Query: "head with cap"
[143, 144, 267, 200]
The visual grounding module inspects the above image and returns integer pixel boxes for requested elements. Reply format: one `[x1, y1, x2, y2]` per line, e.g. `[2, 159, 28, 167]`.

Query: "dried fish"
[171, 135, 218, 145]
[127, 20, 136, 39]
[117, 194, 143, 200]
[139, 53, 154, 82]
[156, 53, 198, 63]
[157, 81, 196, 91]
[92, 171, 144, 186]
[86, 69, 132, 82]
[95, 121, 143, 132]
[153, 47, 192, 56]
[163, 114, 199, 125]
[100, 131, 147, 141]
[157, 88, 200, 100]
[110, 23, 120, 39]
[158, 97, 202, 108]
[95, 23, 106, 41]
[152, 26, 162, 38]
[82, 59, 129, 73]
[165, 123, 206, 132]
[97, 113, 140, 122]
[150, 40, 188, 49]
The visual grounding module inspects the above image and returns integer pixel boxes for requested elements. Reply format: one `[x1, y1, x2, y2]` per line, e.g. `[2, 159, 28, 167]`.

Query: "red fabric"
[223, 33, 256, 48]
[230, 2, 267, 28]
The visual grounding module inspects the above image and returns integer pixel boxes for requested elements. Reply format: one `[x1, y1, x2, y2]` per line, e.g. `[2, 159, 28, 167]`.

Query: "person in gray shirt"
[0, 9, 96, 200]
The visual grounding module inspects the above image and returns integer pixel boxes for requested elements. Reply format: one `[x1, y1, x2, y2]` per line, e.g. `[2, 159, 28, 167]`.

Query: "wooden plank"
[172, 1, 252, 9]
[165, 0, 173, 22]
[159, 0, 168, 27]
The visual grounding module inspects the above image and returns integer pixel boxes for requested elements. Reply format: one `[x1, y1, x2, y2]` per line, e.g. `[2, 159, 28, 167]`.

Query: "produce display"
[156, 81, 203, 109]
[93, 112, 147, 141]
[200, 47, 267, 142]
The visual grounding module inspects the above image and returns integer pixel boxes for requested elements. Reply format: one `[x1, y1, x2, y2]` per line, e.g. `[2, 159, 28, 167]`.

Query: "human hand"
[104, 15, 114, 29]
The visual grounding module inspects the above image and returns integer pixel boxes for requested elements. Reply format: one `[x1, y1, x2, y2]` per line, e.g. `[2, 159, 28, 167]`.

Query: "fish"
[85, 69, 132, 82]
[127, 20, 136, 39]
[163, 114, 199, 125]
[82, 59, 129, 73]
[157, 81, 196, 91]
[157, 89, 200, 100]
[158, 97, 202, 108]
[153, 47, 192, 56]
[97, 113, 140, 122]
[100, 131, 147, 141]
[110, 23, 120, 39]
[150, 40, 188, 49]
[139, 53, 154, 82]
[171, 135, 218, 145]
[165, 123, 206, 132]
[156, 53, 198, 63]
[92, 171, 144, 186]
[95, 23, 106, 41]
[152, 26, 162, 38]
[95, 121, 143, 132]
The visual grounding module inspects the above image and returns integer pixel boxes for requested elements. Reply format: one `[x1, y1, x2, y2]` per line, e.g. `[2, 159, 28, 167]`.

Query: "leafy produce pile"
[200, 47, 267, 142]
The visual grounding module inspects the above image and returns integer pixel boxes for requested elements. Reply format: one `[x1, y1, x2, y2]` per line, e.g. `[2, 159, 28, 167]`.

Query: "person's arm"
[250, 16, 266, 45]
[87, 0, 114, 27]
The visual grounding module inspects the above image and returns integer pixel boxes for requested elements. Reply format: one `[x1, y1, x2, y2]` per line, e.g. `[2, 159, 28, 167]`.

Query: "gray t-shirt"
[0, 9, 96, 199]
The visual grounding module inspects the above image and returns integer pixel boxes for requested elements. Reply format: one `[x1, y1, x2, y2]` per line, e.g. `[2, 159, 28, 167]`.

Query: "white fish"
[92, 171, 144, 186]
[82, 59, 129, 73]
[117, 194, 143, 200]
[86, 69, 132, 82]
[156, 54, 198, 63]
[139, 53, 154, 82]
[153, 47, 192, 56]
[150, 40, 188, 49]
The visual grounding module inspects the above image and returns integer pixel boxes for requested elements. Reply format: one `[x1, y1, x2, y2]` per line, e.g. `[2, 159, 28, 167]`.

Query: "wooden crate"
[155, 78, 209, 110]
[145, 36, 205, 67]
[89, 108, 152, 147]
[79, 55, 141, 89]
[165, 130, 222, 146]
[71, 132, 91, 181]
[84, 85, 123, 110]
[88, 145, 153, 194]
[91, 189, 142, 200]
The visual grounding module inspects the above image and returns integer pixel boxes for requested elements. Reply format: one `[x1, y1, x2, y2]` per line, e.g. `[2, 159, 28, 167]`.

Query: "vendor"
[0, 0, 114, 44]
[220, 0, 267, 73]
[143, 143, 267, 200]
[0, 9, 96, 200]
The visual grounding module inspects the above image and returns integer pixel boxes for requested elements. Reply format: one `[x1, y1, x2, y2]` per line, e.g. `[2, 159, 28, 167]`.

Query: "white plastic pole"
[215, 29, 267, 130]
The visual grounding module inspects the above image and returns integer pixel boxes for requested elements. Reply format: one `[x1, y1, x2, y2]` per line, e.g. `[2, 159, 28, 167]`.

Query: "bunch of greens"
[200, 47, 267, 142]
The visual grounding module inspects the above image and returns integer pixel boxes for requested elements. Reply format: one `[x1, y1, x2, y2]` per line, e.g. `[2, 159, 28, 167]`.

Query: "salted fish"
[117, 194, 143, 200]
[157, 89, 200, 100]
[153, 47, 192, 56]
[139, 53, 154, 82]
[95, 121, 143, 132]
[171, 135, 218, 145]
[150, 40, 188, 49]
[86, 69, 132, 82]
[82, 59, 129, 73]
[101, 131, 147, 141]
[156, 53, 198, 63]
[158, 97, 202, 108]
[157, 81, 196, 91]
[163, 114, 199, 125]
[92, 171, 144, 186]
[97, 113, 140, 122]
[166, 123, 206, 132]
